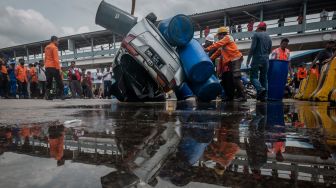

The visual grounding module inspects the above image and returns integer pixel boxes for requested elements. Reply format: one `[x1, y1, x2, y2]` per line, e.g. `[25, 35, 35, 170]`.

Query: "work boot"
[257, 90, 267, 102]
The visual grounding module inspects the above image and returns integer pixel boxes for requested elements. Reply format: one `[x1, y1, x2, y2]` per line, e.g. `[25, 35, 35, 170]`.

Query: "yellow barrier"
[294, 78, 307, 99]
[298, 105, 319, 128]
[310, 59, 336, 101]
[301, 72, 319, 100]
[330, 88, 336, 103]
[314, 106, 336, 146]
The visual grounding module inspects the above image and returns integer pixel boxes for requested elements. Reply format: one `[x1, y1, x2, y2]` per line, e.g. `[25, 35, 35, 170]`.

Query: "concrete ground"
[0, 99, 112, 124]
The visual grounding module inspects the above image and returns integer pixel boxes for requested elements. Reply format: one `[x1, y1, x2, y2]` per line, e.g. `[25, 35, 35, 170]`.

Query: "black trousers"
[0, 74, 9, 97]
[46, 68, 64, 96]
[30, 82, 39, 98]
[39, 81, 46, 98]
[18, 81, 28, 97]
[221, 72, 235, 100]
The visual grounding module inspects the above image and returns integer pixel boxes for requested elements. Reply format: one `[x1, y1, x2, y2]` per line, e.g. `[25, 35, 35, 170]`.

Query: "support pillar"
[113, 34, 116, 49]
[13, 50, 16, 60]
[224, 14, 227, 26]
[91, 38, 94, 58]
[303, 0, 307, 33]
[260, 7, 264, 21]
[40, 45, 44, 60]
[200, 29, 203, 38]
[26, 48, 29, 62]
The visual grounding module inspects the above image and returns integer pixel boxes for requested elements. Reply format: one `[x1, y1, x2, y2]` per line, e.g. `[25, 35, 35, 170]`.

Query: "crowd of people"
[0, 36, 116, 100]
[203, 21, 336, 102]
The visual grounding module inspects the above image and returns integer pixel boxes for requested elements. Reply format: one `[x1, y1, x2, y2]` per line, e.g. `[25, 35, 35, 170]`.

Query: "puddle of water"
[0, 101, 336, 188]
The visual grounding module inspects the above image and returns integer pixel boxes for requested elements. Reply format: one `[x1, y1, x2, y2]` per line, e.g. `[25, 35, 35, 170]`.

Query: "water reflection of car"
[96, 2, 183, 102]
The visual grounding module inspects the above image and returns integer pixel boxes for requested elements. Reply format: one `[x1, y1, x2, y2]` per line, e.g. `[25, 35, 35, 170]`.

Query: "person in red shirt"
[247, 18, 255, 32]
[68, 61, 82, 98]
[44, 36, 64, 100]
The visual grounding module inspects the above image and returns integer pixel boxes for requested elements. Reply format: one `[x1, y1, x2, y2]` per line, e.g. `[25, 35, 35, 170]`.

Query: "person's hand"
[204, 48, 209, 52]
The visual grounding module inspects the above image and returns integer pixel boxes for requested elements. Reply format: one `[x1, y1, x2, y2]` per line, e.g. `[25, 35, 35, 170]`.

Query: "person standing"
[29, 63, 39, 99]
[94, 68, 103, 98]
[297, 15, 304, 33]
[0, 59, 9, 98]
[247, 22, 272, 101]
[333, 11, 336, 30]
[312, 41, 335, 72]
[278, 15, 285, 36]
[37, 60, 47, 98]
[103, 67, 113, 99]
[8, 60, 17, 98]
[67, 61, 82, 98]
[320, 9, 329, 30]
[44, 36, 64, 100]
[205, 27, 247, 101]
[296, 64, 307, 84]
[247, 18, 254, 32]
[15, 58, 28, 99]
[204, 26, 210, 37]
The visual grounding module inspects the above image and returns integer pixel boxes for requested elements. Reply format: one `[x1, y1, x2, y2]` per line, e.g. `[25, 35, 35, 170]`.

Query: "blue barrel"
[178, 39, 214, 83]
[158, 14, 194, 47]
[174, 82, 194, 101]
[191, 75, 222, 102]
[267, 60, 289, 101]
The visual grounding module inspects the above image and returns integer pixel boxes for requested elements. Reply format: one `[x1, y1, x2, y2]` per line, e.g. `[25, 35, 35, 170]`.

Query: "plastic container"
[158, 14, 194, 47]
[267, 60, 289, 101]
[190, 75, 222, 102]
[174, 82, 194, 101]
[95, 1, 138, 36]
[178, 39, 214, 83]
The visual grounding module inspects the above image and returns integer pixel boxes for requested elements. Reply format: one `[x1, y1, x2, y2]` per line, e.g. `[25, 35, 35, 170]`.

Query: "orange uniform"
[206, 35, 242, 74]
[15, 65, 28, 83]
[49, 134, 64, 161]
[44, 43, 60, 70]
[310, 67, 319, 78]
[1, 65, 8, 74]
[29, 67, 38, 83]
[271, 47, 290, 61]
[297, 67, 307, 79]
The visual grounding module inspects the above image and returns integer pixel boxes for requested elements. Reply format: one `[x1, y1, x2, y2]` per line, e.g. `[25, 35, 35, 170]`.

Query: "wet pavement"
[0, 99, 336, 188]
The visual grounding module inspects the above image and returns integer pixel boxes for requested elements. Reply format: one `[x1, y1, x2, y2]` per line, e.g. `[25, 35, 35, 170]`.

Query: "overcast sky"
[0, 0, 264, 48]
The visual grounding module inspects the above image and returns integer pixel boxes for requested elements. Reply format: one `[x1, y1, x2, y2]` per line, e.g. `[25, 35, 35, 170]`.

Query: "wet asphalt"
[0, 99, 336, 188]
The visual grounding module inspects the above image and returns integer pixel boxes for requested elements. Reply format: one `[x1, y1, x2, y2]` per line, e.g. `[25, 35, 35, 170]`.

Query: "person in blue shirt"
[8, 60, 17, 98]
[247, 22, 272, 101]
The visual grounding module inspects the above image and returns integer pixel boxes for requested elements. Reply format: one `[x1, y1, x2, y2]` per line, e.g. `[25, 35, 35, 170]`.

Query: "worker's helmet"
[205, 34, 215, 42]
[217, 27, 229, 34]
[257, 22, 267, 29]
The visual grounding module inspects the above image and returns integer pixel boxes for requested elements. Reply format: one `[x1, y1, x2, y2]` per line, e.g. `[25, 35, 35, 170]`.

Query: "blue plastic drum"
[174, 82, 194, 101]
[267, 60, 289, 101]
[190, 75, 222, 102]
[178, 39, 214, 83]
[158, 14, 194, 47]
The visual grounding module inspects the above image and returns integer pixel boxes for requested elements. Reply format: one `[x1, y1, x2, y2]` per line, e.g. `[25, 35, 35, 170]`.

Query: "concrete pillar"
[13, 50, 16, 60]
[113, 34, 116, 49]
[26, 48, 29, 62]
[40, 45, 44, 59]
[224, 14, 227, 26]
[91, 38, 94, 58]
[260, 7, 264, 21]
[303, 0, 307, 33]
[200, 29, 203, 38]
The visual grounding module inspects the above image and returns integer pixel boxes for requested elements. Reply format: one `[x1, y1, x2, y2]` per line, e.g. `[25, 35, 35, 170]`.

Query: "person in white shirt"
[93, 68, 103, 98]
[320, 9, 329, 30]
[37, 60, 47, 98]
[103, 67, 113, 99]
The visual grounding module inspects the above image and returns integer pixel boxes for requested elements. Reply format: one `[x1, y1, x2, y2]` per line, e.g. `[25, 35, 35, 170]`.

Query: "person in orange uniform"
[310, 64, 319, 78]
[44, 36, 64, 100]
[29, 63, 39, 98]
[0, 58, 9, 98]
[48, 124, 65, 166]
[16, 58, 28, 98]
[297, 64, 307, 82]
[205, 27, 247, 102]
[270, 38, 293, 75]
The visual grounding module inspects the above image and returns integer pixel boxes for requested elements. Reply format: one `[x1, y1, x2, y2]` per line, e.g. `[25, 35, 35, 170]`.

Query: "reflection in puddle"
[1, 101, 336, 187]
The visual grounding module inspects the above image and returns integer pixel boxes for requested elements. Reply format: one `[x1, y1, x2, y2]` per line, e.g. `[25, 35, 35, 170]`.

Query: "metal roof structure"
[1, 0, 336, 58]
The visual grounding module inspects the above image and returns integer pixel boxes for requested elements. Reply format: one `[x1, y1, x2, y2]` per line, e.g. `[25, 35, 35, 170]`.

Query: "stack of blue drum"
[158, 15, 222, 102]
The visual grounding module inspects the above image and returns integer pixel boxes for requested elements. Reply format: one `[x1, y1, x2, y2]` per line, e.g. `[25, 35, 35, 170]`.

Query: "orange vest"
[44, 43, 61, 70]
[30, 67, 38, 83]
[16, 65, 28, 83]
[271, 47, 290, 61]
[297, 67, 307, 79]
[1, 65, 8, 74]
[208, 35, 242, 65]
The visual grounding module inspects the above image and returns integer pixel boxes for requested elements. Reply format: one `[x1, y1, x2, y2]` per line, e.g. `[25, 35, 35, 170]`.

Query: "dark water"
[0, 101, 336, 188]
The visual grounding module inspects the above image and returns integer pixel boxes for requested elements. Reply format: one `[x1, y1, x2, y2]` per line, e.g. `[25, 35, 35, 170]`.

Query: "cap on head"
[257, 22, 267, 29]
[205, 34, 215, 42]
[217, 27, 229, 34]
